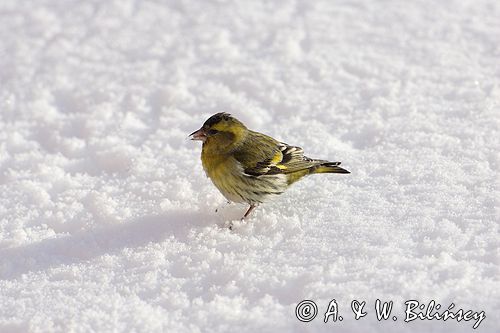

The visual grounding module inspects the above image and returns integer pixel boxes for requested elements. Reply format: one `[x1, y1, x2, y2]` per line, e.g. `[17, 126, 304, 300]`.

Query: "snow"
[0, 0, 499, 332]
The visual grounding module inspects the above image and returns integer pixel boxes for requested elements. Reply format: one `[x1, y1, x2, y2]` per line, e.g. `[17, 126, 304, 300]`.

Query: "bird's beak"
[189, 128, 207, 142]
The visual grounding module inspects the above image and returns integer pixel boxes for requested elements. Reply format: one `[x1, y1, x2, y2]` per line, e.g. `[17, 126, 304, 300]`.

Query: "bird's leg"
[242, 204, 258, 220]
[227, 204, 257, 230]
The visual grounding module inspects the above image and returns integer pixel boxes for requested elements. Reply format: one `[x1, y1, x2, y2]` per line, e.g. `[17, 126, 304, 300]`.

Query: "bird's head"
[189, 112, 248, 151]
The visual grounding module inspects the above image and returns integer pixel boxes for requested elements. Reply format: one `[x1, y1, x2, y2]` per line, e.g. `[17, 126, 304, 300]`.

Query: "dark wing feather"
[232, 131, 329, 177]
[232, 131, 283, 176]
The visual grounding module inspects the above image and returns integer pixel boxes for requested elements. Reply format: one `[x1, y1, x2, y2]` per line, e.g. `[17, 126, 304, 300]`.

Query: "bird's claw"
[223, 220, 234, 230]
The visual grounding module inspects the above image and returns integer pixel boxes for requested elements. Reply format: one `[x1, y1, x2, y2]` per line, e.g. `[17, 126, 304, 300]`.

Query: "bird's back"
[234, 130, 350, 185]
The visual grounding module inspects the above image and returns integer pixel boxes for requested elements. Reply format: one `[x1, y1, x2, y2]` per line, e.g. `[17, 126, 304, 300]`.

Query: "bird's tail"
[312, 162, 350, 174]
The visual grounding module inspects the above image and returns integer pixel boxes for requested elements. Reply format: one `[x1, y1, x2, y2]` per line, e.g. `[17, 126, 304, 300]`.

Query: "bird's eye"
[207, 129, 219, 135]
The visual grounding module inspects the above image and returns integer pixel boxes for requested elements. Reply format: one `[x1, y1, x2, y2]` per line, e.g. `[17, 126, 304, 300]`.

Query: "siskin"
[190, 113, 350, 220]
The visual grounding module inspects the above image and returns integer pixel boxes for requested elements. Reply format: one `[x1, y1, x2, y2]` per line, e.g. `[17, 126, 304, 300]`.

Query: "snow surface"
[1, 0, 499, 332]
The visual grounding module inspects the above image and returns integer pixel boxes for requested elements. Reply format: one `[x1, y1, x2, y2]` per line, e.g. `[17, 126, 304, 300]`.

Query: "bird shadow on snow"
[0, 210, 204, 280]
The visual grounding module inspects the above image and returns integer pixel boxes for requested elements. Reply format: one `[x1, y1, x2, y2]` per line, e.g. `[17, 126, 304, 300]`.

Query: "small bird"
[190, 113, 350, 220]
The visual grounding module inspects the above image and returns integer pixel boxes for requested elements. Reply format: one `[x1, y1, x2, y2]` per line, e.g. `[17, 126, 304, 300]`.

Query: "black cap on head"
[203, 112, 232, 128]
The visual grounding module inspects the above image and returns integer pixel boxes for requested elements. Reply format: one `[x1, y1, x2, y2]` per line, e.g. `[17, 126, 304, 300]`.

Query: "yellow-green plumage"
[191, 112, 350, 219]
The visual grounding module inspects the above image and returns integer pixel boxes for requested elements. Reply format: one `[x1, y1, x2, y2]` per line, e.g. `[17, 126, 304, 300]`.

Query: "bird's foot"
[225, 217, 246, 230]
[223, 220, 234, 230]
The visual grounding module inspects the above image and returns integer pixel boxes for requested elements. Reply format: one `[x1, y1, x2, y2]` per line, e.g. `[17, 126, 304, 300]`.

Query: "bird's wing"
[233, 132, 326, 177]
